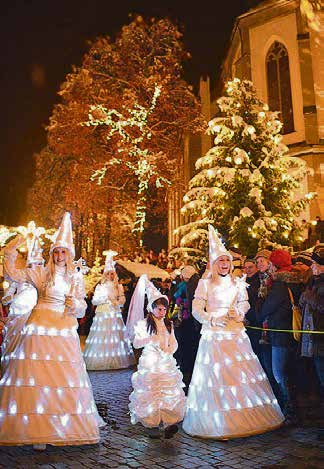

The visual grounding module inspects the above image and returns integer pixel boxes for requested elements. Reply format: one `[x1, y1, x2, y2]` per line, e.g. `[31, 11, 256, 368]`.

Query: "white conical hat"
[50, 212, 75, 258]
[145, 276, 169, 312]
[103, 250, 118, 273]
[208, 225, 232, 265]
[27, 236, 44, 265]
[126, 274, 169, 342]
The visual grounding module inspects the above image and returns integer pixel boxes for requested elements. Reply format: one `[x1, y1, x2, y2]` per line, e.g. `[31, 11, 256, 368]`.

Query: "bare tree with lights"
[40, 15, 203, 255]
[85, 85, 171, 246]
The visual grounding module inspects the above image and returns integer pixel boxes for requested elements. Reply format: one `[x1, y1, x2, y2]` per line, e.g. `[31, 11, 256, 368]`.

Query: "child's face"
[152, 303, 167, 319]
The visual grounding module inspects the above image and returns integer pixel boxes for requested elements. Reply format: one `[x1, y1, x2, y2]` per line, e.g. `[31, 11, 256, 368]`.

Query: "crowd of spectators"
[117, 247, 182, 271]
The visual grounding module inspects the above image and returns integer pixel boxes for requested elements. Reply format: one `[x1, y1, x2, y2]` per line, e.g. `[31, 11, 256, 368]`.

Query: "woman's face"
[106, 271, 116, 282]
[152, 302, 168, 320]
[213, 256, 231, 276]
[256, 256, 270, 273]
[53, 247, 67, 267]
[243, 261, 258, 277]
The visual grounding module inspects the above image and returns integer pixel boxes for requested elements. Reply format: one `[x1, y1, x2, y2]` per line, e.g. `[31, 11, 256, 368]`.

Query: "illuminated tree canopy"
[28, 16, 203, 257]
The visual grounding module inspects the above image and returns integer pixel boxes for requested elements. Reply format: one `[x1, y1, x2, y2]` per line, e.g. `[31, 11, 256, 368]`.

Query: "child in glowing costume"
[83, 250, 135, 370]
[0, 213, 102, 449]
[182, 226, 284, 439]
[127, 275, 186, 439]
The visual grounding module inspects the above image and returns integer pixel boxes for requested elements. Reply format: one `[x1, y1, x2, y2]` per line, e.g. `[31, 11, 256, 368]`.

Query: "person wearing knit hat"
[0, 212, 103, 449]
[258, 245, 301, 421]
[183, 225, 284, 439]
[83, 250, 135, 371]
[270, 250, 292, 272]
[127, 275, 186, 439]
[255, 249, 272, 260]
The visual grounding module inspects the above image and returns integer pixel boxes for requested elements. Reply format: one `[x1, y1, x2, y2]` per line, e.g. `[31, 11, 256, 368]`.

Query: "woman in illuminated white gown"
[1, 238, 42, 374]
[83, 250, 135, 370]
[182, 226, 284, 439]
[0, 213, 102, 448]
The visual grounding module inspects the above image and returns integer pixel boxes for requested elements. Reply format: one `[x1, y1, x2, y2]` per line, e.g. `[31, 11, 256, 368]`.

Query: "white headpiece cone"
[208, 224, 232, 265]
[145, 277, 169, 312]
[104, 250, 118, 273]
[126, 274, 169, 342]
[27, 236, 44, 265]
[125, 275, 147, 342]
[50, 212, 75, 258]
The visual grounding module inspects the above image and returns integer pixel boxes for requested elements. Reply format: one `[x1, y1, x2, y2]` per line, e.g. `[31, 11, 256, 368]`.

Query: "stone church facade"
[168, 0, 323, 248]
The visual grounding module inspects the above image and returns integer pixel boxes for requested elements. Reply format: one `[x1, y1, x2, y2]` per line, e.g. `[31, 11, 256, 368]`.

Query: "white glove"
[64, 295, 77, 314]
[108, 297, 119, 307]
[210, 315, 229, 328]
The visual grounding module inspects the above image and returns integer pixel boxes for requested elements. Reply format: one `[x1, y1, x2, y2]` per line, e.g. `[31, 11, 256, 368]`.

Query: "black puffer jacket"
[259, 279, 294, 347]
[245, 272, 261, 327]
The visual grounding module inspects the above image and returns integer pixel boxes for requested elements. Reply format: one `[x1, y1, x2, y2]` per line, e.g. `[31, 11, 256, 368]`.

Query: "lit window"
[266, 41, 294, 134]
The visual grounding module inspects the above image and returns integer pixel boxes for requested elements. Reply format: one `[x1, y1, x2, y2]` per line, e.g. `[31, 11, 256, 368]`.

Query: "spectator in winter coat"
[299, 245, 324, 439]
[253, 250, 278, 396]
[173, 265, 200, 393]
[259, 250, 296, 418]
[300, 246, 324, 385]
[271, 249, 310, 305]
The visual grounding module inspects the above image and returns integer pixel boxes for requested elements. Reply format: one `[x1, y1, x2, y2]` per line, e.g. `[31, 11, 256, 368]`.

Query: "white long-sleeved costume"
[83, 281, 135, 370]
[182, 275, 284, 439]
[129, 318, 186, 428]
[0, 244, 101, 446]
[1, 280, 37, 373]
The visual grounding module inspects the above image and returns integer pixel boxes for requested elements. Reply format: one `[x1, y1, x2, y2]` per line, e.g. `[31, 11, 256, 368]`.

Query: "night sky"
[1, 0, 260, 225]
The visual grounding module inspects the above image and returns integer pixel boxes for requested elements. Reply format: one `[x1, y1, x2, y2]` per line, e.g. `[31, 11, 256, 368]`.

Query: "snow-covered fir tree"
[175, 79, 315, 259]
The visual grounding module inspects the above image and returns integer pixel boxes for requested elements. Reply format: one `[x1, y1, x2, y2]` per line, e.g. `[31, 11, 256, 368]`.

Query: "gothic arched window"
[266, 41, 294, 134]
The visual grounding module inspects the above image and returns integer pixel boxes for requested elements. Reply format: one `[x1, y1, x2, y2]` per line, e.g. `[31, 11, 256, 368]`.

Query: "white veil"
[125, 274, 147, 343]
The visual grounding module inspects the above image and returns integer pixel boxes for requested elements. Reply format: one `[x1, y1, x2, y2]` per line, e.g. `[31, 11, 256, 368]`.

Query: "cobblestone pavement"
[0, 369, 323, 469]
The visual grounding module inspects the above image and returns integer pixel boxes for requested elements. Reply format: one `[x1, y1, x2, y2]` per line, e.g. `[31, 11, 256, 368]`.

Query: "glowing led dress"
[0, 247, 101, 446]
[83, 281, 135, 370]
[1, 281, 37, 374]
[129, 318, 186, 428]
[182, 275, 284, 439]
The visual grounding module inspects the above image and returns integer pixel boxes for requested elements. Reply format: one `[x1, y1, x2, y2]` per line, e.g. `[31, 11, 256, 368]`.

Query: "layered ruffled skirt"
[129, 344, 186, 428]
[83, 304, 135, 370]
[182, 322, 284, 439]
[0, 306, 101, 446]
[1, 313, 31, 374]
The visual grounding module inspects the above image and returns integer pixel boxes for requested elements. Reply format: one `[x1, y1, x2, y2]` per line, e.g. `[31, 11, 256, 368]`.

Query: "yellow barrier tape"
[246, 325, 324, 334]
